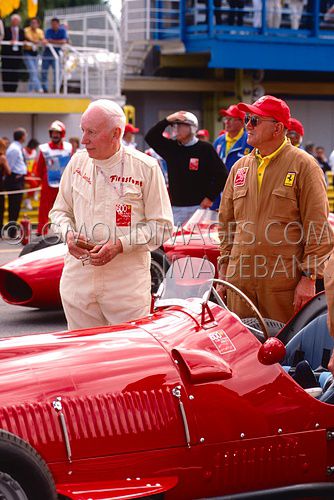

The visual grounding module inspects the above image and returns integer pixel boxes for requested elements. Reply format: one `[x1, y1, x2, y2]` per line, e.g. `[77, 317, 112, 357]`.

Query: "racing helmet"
[49, 120, 66, 138]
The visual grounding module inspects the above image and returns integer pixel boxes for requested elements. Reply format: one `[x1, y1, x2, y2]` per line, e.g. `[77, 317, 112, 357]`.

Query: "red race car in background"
[0, 257, 332, 499]
[0, 241, 166, 310]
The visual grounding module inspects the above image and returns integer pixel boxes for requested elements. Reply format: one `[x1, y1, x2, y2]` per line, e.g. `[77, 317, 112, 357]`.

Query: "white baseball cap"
[173, 111, 198, 130]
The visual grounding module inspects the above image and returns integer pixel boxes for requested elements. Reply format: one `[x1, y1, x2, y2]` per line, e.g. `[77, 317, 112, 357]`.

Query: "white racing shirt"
[50, 145, 173, 252]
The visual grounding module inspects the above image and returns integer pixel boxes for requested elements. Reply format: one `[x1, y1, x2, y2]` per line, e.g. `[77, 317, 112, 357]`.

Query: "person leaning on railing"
[41, 17, 68, 93]
[24, 17, 46, 94]
[1, 14, 24, 93]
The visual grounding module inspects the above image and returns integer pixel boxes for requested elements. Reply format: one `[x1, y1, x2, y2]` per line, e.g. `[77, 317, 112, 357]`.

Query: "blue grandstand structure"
[144, 0, 334, 72]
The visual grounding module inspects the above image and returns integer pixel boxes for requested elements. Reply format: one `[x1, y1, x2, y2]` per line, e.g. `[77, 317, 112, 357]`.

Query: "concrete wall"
[287, 99, 334, 155]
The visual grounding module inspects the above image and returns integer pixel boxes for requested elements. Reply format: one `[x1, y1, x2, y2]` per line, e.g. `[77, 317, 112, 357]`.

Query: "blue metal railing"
[148, 0, 334, 41]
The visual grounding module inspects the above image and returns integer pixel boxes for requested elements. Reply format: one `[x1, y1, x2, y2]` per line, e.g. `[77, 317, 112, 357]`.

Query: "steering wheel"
[212, 278, 269, 340]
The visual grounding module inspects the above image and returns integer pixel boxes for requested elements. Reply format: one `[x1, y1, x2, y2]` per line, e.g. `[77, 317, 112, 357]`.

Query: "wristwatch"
[301, 270, 316, 281]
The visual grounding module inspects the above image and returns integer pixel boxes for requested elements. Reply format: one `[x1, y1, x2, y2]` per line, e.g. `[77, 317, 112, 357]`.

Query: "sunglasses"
[245, 115, 278, 127]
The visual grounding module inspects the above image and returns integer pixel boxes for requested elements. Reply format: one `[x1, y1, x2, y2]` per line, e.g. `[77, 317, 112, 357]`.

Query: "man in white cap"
[50, 99, 173, 330]
[145, 110, 228, 225]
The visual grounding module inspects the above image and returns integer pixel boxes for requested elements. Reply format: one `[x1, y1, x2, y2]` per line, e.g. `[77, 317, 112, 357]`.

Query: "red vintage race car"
[0, 256, 333, 500]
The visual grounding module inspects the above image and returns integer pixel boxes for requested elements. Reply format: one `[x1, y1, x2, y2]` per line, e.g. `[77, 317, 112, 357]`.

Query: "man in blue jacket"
[211, 104, 252, 209]
[214, 104, 252, 170]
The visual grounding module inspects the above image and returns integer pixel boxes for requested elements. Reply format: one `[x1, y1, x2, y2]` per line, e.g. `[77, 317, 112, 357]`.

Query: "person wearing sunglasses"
[214, 105, 252, 171]
[217, 95, 333, 324]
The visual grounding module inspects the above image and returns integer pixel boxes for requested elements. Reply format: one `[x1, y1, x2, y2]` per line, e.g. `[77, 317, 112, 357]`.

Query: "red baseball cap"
[237, 95, 291, 129]
[288, 118, 304, 137]
[197, 129, 209, 138]
[219, 104, 245, 120]
[124, 124, 139, 134]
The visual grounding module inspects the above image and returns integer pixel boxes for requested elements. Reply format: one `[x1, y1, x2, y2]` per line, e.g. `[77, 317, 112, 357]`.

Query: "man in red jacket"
[35, 120, 72, 235]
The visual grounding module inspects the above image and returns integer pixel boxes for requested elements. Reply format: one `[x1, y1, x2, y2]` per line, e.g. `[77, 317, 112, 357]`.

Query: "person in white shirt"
[4, 128, 27, 237]
[50, 99, 173, 330]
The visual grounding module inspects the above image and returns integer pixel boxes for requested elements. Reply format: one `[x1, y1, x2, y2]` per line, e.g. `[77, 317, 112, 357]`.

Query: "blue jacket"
[211, 130, 252, 209]
[213, 129, 252, 172]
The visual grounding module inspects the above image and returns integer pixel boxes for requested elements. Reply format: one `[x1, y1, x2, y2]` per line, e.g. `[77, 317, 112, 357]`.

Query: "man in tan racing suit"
[50, 100, 173, 330]
[218, 95, 333, 323]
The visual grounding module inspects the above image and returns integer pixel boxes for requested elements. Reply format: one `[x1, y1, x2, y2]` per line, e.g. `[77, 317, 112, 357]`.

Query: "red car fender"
[0, 243, 65, 308]
[57, 476, 178, 499]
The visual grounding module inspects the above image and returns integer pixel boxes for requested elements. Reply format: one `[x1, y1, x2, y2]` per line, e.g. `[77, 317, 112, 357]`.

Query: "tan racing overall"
[219, 141, 333, 323]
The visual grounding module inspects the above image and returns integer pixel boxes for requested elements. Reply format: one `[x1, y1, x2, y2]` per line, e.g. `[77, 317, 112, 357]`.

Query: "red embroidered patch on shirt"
[234, 167, 249, 187]
[116, 204, 132, 226]
[189, 158, 199, 171]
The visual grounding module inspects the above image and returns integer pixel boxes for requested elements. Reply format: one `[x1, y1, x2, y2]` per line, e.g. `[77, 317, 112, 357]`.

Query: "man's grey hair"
[87, 99, 126, 136]
[11, 14, 21, 23]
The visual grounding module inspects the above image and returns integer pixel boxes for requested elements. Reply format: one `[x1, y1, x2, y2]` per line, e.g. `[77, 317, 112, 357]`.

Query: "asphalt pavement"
[0, 238, 67, 337]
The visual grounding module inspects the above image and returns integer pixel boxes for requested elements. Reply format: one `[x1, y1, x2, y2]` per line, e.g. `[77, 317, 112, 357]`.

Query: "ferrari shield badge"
[284, 172, 296, 187]
[234, 167, 249, 187]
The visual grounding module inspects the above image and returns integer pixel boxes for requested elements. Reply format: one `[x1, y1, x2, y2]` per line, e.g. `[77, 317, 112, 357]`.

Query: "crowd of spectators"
[0, 14, 69, 94]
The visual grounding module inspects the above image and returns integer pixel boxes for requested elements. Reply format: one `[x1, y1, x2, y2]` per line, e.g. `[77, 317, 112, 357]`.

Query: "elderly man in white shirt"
[50, 99, 173, 330]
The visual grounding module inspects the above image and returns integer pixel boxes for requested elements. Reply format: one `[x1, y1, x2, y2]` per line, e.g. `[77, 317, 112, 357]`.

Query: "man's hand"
[166, 111, 188, 123]
[66, 231, 91, 260]
[293, 276, 316, 313]
[89, 239, 123, 266]
[200, 197, 213, 209]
